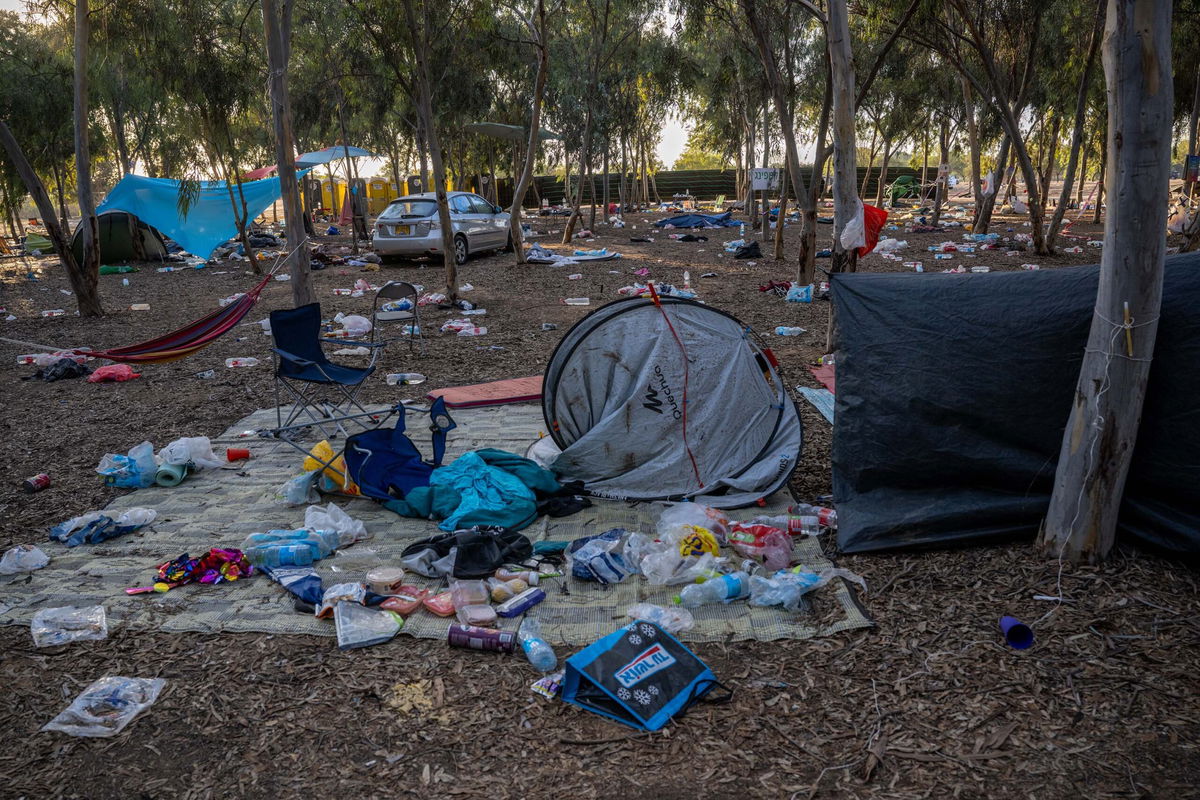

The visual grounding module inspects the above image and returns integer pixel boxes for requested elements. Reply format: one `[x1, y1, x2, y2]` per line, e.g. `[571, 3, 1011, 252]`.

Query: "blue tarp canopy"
[652, 211, 740, 228]
[296, 146, 375, 166]
[97, 174, 294, 259]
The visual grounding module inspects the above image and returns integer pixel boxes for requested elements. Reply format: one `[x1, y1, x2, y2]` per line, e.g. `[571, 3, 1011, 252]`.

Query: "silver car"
[372, 191, 511, 264]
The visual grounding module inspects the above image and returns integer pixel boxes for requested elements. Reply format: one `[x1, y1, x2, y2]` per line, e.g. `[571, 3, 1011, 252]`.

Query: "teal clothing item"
[383, 449, 562, 532]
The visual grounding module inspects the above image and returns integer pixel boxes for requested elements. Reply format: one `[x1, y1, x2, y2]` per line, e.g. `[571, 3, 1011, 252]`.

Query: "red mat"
[426, 375, 543, 408]
[809, 364, 836, 393]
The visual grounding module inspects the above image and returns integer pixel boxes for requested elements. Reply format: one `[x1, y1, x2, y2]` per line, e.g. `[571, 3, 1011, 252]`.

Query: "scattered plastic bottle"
[790, 503, 838, 529]
[567, 273, 583, 280]
[122, 278, 130, 287]
[225, 357, 259, 368]
[563, 297, 590, 306]
[456, 326, 488, 337]
[386, 372, 426, 386]
[683, 270, 692, 289]
[245, 543, 315, 568]
[41, 309, 66, 317]
[626, 603, 695, 635]
[541, 323, 558, 331]
[775, 326, 806, 336]
[157, 266, 177, 273]
[130, 303, 150, 311]
[518, 619, 557, 672]
[674, 572, 751, 607]
[739, 223, 746, 238]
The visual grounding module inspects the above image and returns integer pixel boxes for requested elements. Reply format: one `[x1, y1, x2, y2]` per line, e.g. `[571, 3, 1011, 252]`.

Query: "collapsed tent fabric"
[652, 212, 740, 229]
[96, 173, 293, 259]
[541, 297, 802, 508]
[70, 210, 168, 263]
[831, 253, 1200, 555]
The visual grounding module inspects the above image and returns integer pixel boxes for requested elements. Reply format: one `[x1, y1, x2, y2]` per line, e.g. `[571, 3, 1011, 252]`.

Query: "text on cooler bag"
[614, 643, 677, 688]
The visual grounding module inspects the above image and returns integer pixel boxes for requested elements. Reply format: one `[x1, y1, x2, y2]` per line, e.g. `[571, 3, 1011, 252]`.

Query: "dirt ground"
[1, 201, 1197, 799]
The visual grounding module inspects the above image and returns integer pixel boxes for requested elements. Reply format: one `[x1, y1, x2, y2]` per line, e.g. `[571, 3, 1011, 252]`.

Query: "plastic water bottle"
[674, 572, 751, 607]
[246, 543, 314, 568]
[122, 278, 130, 286]
[563, 297, 590, 306]
[518, 619, 557, 672]
[225, 357, 259, 368]
[775, 326, 806, 336]
[739, 223, 746, 238]
[386, 372, 426, 385]
[790, 503, 838, 529]
[130, 303, 150, 311]
[157, 266, 176, 273]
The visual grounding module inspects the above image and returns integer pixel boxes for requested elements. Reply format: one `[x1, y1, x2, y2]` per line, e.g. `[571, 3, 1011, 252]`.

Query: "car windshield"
[380, 199, 437, 219]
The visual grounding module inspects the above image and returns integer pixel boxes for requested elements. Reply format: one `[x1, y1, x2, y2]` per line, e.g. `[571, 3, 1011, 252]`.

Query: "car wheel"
[454, 235, 468, 265]
[502, 232, 514, 253]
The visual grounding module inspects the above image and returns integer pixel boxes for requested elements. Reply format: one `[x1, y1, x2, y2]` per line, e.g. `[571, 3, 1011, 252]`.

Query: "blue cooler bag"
[561, 620, 731, 731]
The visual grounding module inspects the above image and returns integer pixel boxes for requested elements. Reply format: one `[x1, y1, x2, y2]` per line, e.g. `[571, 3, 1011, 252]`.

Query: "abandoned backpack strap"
[673, 678, 734, 720]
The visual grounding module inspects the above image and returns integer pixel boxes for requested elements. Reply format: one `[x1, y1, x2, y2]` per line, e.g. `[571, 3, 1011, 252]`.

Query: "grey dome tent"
[538, 297, 802, 508]
[70, 210, 169, 263]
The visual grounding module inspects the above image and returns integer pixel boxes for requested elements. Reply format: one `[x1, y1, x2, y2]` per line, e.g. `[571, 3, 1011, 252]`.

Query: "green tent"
[70, 210, 169, 263]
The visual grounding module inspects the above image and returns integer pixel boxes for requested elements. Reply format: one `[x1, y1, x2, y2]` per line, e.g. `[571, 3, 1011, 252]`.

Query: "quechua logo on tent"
[643, 365, 682, 419]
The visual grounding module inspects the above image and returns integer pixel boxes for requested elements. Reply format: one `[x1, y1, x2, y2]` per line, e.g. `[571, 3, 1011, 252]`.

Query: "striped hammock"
[78, 273, 273, 364]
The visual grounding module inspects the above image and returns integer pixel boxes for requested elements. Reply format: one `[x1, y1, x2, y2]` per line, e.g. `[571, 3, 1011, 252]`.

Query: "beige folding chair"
[372, 281, 425, 355]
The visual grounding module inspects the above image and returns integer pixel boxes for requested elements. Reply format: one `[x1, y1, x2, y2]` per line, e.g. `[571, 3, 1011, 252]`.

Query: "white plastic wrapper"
[304, 502, 370, 546]
[276, 471, 320, 506]
[31, 606, 108, 647]
[839, 200, 866, 251]
[1010, 196, 1029, 215]
[333, 312, 372, 337]
[655, 502, 731, 544]
[158, 436, 224, 469]
[0, 544, 49, 574]
[42, 676, 166, 737]
[626, 603, 695, 635]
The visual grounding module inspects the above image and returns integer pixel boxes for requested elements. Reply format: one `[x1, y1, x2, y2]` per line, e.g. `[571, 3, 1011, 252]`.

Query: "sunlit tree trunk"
[72, 0, 102, 316]
[1040, 0, 1172, 563]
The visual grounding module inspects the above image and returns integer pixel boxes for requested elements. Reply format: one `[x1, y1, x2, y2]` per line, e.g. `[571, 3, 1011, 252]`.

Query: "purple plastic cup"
[999, 616, 1034, 650]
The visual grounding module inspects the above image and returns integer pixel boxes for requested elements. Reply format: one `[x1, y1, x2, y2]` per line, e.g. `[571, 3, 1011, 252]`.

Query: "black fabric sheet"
[831, 253, 1200, 554]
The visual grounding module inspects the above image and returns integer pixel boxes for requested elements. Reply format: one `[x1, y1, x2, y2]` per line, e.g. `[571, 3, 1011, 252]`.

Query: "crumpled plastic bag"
[0, 544, 49, 574]
[49, 508, 157, 548]
[626, 603, 694, 635]
[840, 201, 866, 251]
[42, 676, 165, 738]
[333, 312, 372, 337]
[785, 284, 813, 303]
[158, 436, 223, 469]
[316, 582, 366, 619]
[567, 528, 633, 584]
[303, 440, 360, 495]
[31, 605, 108, 647]
[96, 441, 156, 488]
[640, 548, 720, 587]
[87, 364, 140, 383]
[749, 567, 868, 612]
[304, 502, 370, 547]
[729, 523, 793, 572]
[276, 470, 320, 506]
[656, 503, 731, 545]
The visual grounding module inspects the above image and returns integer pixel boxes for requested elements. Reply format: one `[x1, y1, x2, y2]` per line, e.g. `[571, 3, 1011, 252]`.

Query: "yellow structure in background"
[365, 180, 404, 214]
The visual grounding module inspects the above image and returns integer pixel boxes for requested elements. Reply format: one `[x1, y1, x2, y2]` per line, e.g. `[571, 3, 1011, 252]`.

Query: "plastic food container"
[422, 591, 456, 617]
[455, 604, 498, 626]
[380, 586, 428, 616]
[366, 567, 407, 595]
[496, 587, 547, 618]
[449, 579, 489, 609]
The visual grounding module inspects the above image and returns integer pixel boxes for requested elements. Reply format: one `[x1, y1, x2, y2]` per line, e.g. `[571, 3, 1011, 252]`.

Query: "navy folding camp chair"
[270, 303, 385, 439]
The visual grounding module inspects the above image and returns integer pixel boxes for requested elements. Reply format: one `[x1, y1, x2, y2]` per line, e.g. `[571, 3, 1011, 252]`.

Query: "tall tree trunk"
[873, 136, 892, 207]
[1040, 0, 1172, 564]
[602, 144, 610, 218]
[72, 0, 102, 317]
[828, 0, 859, 276]
[1092, 147, 1106, 224]
[1039, 114, 1062, 202]
[417, 120, 429, 191]
[798, 63, 833, 285]
[773, 165, 788, 260]
[509, 0, 548, 265]
[931, 119, 949, 225]
[562, 108, 593, 243]
[337, 100, 360, 254]
[1076, 138, 1091, 206]
[262, 0, 314, 307]
[1046, 0, 1104, 250]
[51, 162, 69, 231]
[974, 135, 1011, 233]
[962, 77, 983, 212]
[404, 0, 457, 300]
[0, 121, 92, 307]
[860, 125, 877, 198]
